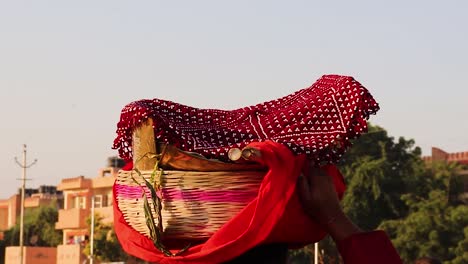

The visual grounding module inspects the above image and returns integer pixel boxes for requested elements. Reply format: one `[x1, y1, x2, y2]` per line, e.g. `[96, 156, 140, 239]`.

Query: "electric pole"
[314, 242, 319, 264]
[90, 195, 95, 264]
[14, 144, 37, 264]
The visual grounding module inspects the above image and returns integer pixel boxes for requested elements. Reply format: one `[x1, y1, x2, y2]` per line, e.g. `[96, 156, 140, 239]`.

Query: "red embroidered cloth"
[112, 75, 381, 262]
[113, 75, 379, 164]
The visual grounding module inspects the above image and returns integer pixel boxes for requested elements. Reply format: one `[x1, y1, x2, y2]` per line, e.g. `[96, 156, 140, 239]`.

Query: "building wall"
[0, 195, 19, 231]
[0, 187, 62, 233]
[5, 246, 57, 264]
[423, 147, 468, 165]
[56, 167, 118, 247]
[56, 244, 86, 264]
[447, 151, 468, 164]
[7, 195, 20, 229]
[0, 204, 9, 231]
[0, 161, 122, 264]
[423, 147, 468, 196]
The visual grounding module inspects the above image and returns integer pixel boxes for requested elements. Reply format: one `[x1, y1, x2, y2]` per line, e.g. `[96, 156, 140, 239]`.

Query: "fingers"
[296, 174, 310, 202]
[314, 167, 329, 177]
[304, 159, 325, 177]
[303, 161, 327, 181]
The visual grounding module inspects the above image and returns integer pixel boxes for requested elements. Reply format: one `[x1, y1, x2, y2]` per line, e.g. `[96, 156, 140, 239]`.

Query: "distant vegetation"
[83, 213, 129, 263]
[2, 201, 62, 247]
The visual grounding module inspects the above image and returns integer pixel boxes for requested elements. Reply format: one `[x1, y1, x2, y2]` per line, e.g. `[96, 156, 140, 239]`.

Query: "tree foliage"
[339, 124, 424, 230]
[3, 201, 62, 247]
[379, 162, 468, 263]
[83, 213, 129, 262]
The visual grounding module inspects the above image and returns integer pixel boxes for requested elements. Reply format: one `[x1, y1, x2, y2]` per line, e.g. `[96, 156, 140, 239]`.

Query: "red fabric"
[113, 141, 346, 263]
[113, 75, 379, 165]
[112, 74, 381, 263]
[337, 231, 403, 264]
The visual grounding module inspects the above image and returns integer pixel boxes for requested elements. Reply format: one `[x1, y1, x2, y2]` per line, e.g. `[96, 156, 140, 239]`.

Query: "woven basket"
[115, 168, 265, 241]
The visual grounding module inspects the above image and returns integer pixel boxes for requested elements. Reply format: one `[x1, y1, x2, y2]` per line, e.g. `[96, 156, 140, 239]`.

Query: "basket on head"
[114, 122, 267, 250]
[112, 75, 380, 258]
[115, 169, 265, 241]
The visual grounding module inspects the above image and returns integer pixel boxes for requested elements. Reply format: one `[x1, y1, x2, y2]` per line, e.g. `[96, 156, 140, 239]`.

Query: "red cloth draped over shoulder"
[113, 141, 346, 263]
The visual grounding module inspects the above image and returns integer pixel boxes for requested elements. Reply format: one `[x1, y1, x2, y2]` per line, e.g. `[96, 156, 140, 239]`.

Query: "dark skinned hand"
[296, 160, 362, 242]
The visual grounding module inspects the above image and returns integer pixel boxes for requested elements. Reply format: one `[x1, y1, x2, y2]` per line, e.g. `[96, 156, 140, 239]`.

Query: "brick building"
[422, 147, 468, 197]
[55, 158, 122, 264]
[0, 186, 63, 239]
[1, 157, 124, 264]
[422, 147, 468, 165]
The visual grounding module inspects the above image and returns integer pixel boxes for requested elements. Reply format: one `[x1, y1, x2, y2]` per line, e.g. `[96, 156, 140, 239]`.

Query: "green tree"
[289, 124, 436, 263]
[288, 124, 425, 262]
[379, 162, 468, 263]
[3, 201, 62, 247]
[83, 213, 128, 262]
[339, 124, 424, 231]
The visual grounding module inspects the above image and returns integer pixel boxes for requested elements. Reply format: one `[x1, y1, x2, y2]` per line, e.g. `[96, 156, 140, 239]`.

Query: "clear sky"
[0, 0, 467, 198]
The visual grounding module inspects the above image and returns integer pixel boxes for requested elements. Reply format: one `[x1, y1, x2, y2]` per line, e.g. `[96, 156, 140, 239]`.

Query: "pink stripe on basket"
[115, 184, 152, 199]
[115, 183, 258, 203]
[162, 189, 258, 203]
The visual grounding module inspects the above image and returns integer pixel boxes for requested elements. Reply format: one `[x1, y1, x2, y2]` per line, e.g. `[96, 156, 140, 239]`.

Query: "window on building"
[73, 196, 86, 209]
[107, 193, 113, 206]
[102, 194, 108, 207]
[94, 195, 103, 208]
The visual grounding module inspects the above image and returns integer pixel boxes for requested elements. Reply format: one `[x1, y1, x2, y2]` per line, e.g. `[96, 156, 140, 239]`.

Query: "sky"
[0, 0, 467, 198]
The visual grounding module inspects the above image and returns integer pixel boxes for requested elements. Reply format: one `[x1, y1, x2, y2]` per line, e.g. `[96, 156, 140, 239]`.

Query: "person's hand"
[296, 160, 342, 226]
[296, 160, 361, 241]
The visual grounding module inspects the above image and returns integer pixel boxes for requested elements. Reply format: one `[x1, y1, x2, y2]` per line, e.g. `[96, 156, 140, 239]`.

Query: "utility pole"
[14, 144, 37, 264]
[314, 242, 319, 264]
[90, 196, 95, 264]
